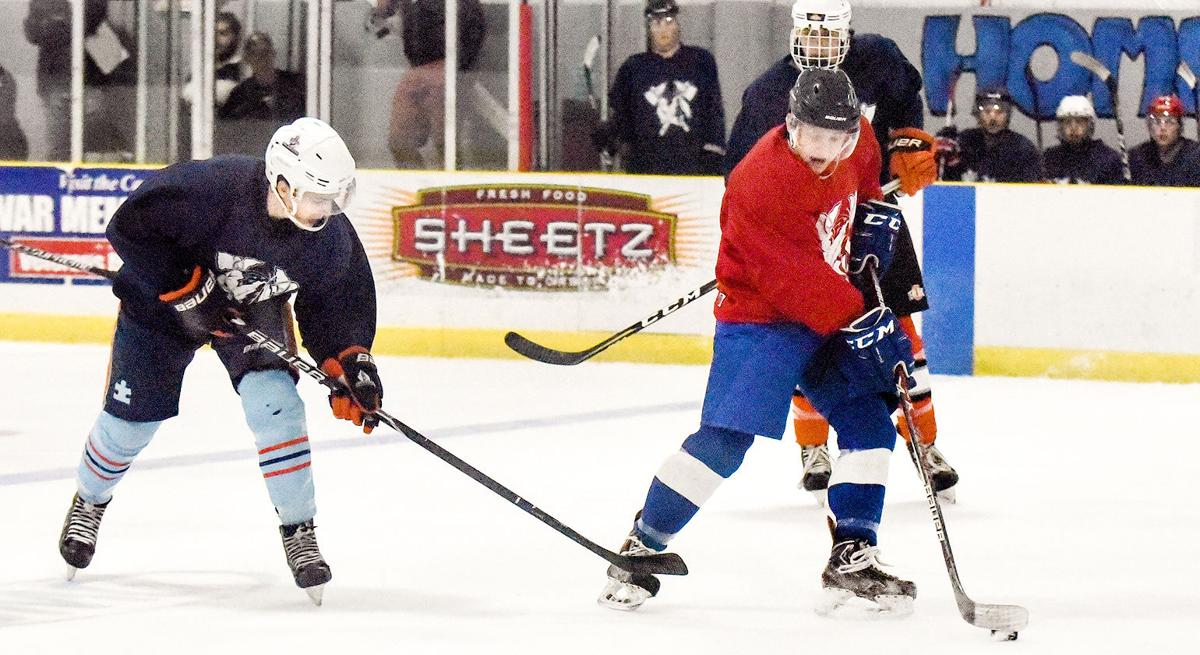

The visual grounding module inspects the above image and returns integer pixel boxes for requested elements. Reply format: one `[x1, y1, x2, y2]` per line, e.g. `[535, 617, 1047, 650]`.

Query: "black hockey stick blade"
[505, 278, 719, 365]
[0, 237, 117, 280]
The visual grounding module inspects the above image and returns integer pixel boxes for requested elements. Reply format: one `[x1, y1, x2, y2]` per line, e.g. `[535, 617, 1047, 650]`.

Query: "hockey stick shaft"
[1025, 64, 1043, 152]
[1070, 51, 1131, 181]
[0, 238, 687, 577]
[505, 179, 902, 366]
[0, 237, 118, 281]
[1179, 61, 1199, 141]
[867, 264, 1028, 633]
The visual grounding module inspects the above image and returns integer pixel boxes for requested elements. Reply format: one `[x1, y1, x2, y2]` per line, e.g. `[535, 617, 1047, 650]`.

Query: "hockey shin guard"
[826, 395, 896, 545]
[240, 370, 315, 525]
[77, 411, 162, 504]
[636, 425, 755, 550]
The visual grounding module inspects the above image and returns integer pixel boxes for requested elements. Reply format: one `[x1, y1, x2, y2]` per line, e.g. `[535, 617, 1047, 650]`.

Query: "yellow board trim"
[4, 312, 1198, 381]
[975, 346, 1200, 384]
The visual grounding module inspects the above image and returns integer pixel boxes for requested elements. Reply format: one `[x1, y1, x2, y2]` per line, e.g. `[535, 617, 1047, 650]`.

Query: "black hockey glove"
[591, 121, 618, 156]
[321, 347, 384, 434]
[848, 199, 904, 294]
[158, 265, 238, 342]
[838, 307, 915, 396]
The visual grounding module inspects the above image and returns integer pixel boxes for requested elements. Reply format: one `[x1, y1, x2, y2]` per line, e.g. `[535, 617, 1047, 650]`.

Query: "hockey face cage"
[789, 1, 852, 70]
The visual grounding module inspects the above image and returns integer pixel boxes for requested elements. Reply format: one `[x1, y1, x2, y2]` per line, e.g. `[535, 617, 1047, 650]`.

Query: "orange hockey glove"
[321, 346, 383, 434]
[887, 127, 938, 196]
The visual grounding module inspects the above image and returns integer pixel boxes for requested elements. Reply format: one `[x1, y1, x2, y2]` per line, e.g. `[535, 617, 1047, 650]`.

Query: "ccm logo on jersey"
[171, 273, 216, 312]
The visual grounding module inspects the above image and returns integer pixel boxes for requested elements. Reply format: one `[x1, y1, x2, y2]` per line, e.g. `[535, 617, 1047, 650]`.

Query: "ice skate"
[816, 539, 916, 619]
[279, 519, 331, 606]
[922, 444, 959, 503]
[597, 534, 661, 611]
[59, 493, 110, 581]
[798, 444, 832, 506]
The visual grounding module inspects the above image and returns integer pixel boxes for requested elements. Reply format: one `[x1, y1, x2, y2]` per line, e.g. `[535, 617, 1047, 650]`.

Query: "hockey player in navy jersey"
[600, 69, 917, 617]
[56, 117, 382, 606]
[724, 0, 956, 503]
[1043, 95, 1125, 185]
[939, 88, 1044, 183]
[592, 0, 726, 174]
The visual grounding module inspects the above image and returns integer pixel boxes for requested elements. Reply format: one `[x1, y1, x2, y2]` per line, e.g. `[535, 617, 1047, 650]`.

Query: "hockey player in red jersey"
[600, 69, 917, 617]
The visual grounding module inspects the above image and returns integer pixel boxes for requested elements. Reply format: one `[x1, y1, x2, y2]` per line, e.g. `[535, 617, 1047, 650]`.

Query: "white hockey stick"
[1069, 51, 1131, 181]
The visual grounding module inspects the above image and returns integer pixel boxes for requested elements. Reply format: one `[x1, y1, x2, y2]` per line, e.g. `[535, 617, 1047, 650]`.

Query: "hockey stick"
[1024, 63, 1044, 152]
[505, 178, 903, 366]
[1178, 61, 1199, 142]
[1070, 51, 1132, 181]
[866, 264, 1029, 639]
[938, 69, 962, 179]
[0, 238, 689, 577]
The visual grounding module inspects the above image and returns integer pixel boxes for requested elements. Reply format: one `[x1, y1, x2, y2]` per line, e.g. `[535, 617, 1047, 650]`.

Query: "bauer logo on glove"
[321, 347, 384, 434]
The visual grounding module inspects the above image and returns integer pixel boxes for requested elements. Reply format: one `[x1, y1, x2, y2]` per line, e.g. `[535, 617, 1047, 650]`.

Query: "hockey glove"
[591, 121, 618, 156]
[159, 265, 238, 342]
[839, 307, 915, 396]
[887, 127, 937, 196]
[934, 127, 961, 169]
[848, 199, 904, 292]
[321, 346, 383, 434]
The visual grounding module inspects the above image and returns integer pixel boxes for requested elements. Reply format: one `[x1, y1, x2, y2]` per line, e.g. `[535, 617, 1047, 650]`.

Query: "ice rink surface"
[1, 341, 1198, 654]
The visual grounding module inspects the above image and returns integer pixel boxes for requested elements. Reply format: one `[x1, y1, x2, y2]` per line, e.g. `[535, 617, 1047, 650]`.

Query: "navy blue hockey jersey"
[724, 33, 924, 176]
[942, 128, 1044, 183]
[1044, 139, 1125, 185]
[106, 155, 376, 363]
[1129, 138, 1200, 187]
[608, 45, 726, 175]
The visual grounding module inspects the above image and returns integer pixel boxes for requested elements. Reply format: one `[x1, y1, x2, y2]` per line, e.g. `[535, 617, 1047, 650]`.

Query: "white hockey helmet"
[1055, 95, 1096, 119]
[265, 117, 357, 232]
[790, 0, 852, 71]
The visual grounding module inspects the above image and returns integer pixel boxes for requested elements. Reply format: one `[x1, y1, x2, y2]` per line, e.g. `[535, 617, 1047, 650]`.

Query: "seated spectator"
[219, 32, 305, 123]
[183, 12, 250, 111]
[387, 0, 486, 168]
[1043, 95, 1125, 185]
[938, 87, 1043, 183]
[593, 0, 725, 175]
[0, 64, 29, 160]
[24, 0, 137, 161]
[1129, 94, 1200, 187]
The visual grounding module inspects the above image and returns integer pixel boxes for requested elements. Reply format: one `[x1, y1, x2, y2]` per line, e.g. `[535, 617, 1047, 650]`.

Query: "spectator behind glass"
[937, 87, 1043, 183]
[220, 32, 305, 123]
[0, 64, 30, 160]
[386, 0, 486, 169]
[1043, 95, 1125, 185]
[594, 0, 726, 175]
[183, 12, 249, 111]
[1129, 94, 1200, 187]
[23, 0, 137, 162]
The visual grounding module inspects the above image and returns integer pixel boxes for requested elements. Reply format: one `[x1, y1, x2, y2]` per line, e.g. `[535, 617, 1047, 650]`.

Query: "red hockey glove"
[887, 127, 937, 196]
[321, 346, 383, 434]
[159, 265, 238, 342]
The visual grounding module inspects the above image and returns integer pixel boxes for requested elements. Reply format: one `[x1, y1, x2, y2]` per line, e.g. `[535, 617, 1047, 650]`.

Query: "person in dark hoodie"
[1043, 94, 1125, 185]
[1129, 93, 1200, 187]
[938, 87, 1044, 183]
[0, 65, 30, 161]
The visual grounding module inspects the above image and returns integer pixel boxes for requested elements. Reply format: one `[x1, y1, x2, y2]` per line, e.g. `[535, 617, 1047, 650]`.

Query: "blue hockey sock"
[826, 395, 897, 546]
[635, 425, 755, 550]
[240, 370, 315, 525]
[77, 411, 162, 504]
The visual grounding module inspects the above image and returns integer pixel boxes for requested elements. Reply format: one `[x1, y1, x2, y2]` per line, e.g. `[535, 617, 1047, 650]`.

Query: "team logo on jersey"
[389, 184, 683, 290]
[815, 192, 857, 278]
[214, 252, 299, 303]
[644, 81, 699, 136]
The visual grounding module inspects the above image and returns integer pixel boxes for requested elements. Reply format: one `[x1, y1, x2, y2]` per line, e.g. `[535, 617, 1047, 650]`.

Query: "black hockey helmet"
[788, 68, 861, 130]
[972, 87, 1012, 115]
[645, 0, 679, 19]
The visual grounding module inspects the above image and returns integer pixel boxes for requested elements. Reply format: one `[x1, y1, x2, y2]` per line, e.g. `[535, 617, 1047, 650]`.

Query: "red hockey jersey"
[714, 118, 882, 336]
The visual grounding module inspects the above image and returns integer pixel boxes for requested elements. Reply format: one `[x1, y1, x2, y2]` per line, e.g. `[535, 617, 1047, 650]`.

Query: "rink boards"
[0, 162, 1198, 382]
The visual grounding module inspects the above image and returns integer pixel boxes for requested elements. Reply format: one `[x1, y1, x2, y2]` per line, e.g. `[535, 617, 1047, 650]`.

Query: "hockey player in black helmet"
[599, 67, 916, 617]
[938, 87, 1044, 182]
[591, 0, 727, 175]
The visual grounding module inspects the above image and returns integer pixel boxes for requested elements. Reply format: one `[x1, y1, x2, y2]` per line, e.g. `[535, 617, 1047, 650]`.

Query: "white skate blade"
[936, 486, 957, 504]
[597, 579, 651, 611]
[815, 588, 913, 620]
[811, 489, 828, 507]
[64, 565, 77, 582]
[304, 584, 325, 606]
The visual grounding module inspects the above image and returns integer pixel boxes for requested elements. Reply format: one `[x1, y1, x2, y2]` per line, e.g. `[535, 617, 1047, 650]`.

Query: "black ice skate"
[817, 539, 916, 619]
[59, 493, 110, 581]
[798, 444, 832, 506]
[597, 534, 662, 611]
[923, 444, 960, 503]
[280, 519, 331, 606]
